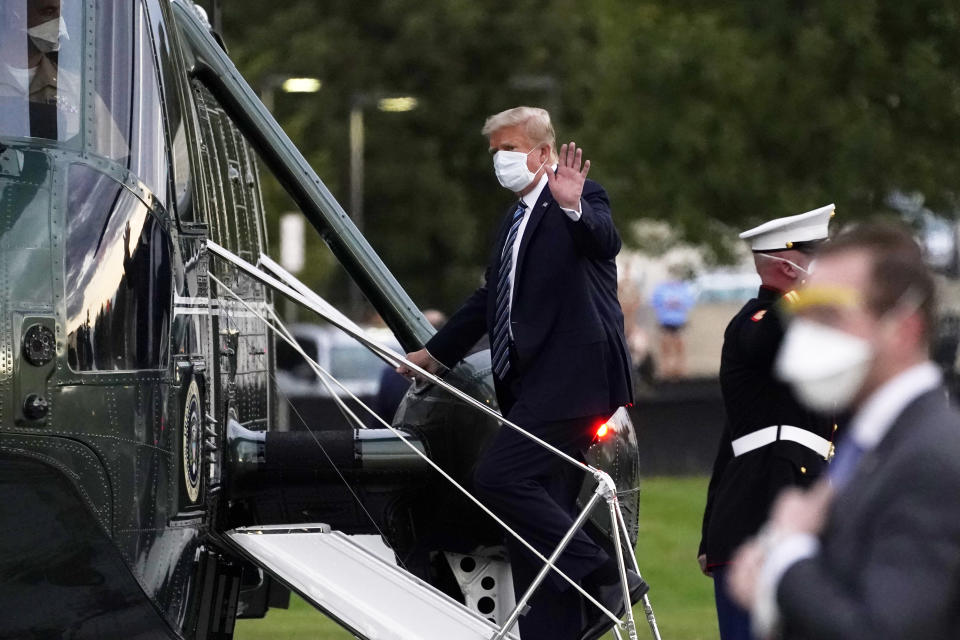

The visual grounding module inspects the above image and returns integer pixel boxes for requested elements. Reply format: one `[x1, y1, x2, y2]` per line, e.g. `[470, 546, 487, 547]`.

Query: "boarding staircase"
[226, 524, 521, 640]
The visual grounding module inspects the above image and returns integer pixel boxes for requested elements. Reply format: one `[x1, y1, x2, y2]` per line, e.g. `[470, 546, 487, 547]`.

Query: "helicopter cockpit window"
[94, 0, 168, 204]
[0, 0, 83, 143]
[0, 1, 167, 205]
[65, 164, 172, 372]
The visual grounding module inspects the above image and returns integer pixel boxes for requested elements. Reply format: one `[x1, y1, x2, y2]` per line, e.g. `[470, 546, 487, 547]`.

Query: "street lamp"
[282, 77, 323, 94]
[255, 74, 321, 321]
[258, 74, 323, 112]
[377, 96, 418, 113]
[348, 93, 418, 319]
[508, 74, 560, 117]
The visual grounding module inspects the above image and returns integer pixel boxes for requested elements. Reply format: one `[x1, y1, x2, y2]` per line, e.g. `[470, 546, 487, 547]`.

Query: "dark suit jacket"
[778, 386, 960, 640]
[426, 178, 633, 422]
[700, 287, 834, 565]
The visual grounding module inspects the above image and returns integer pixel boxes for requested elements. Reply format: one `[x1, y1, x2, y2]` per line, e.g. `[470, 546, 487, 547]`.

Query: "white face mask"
[493, 147, 545, 193]
[758, 252, 814, 277]
[776, 318, 873, 412]
[28, 17, 69, 54]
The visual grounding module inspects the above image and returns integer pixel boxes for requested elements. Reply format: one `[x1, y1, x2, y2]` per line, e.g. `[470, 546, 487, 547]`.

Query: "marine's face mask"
[757, 252, 815, 281]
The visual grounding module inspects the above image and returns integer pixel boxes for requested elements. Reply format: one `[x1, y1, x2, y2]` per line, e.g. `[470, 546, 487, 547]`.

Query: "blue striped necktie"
[491, 200, 527, 380]
[828, 438, 865, 489]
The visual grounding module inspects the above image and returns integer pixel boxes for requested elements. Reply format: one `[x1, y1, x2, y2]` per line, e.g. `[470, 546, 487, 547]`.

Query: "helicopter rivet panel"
[1, 151, 58, 431]
[0, 434, 113, 529]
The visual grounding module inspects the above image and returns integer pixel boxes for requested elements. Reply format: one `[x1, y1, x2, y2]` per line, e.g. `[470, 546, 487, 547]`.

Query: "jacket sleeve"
[776, 446, 960, 640]
[425, 267, 490, 369]
[732, 303, 784, 372]
[564, 180, 622, 260]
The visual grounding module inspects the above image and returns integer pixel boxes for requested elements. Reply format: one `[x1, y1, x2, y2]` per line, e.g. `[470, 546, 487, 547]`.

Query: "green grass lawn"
[235, 476, 717, 640]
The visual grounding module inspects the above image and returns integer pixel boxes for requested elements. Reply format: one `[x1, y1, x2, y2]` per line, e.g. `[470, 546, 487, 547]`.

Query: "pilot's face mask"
[28, 17, 69, 54]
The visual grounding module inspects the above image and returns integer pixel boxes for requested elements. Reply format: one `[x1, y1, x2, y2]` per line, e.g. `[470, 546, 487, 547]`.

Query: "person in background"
[699, 205, 836, 640]
[650, 264, 697, 379]
[728, 222, 960, 640]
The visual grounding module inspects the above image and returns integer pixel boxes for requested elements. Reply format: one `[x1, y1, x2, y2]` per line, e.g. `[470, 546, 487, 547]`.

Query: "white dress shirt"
[506, 166, 582, 335]
[752, 361, 943, 636]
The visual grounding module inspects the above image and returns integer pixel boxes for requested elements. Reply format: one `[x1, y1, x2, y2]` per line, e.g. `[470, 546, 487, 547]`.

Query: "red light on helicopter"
[595, 421, 611, 439]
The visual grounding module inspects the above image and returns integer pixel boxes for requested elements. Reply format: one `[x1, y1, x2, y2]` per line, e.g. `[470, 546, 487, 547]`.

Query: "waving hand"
[546, 142, 591, 211]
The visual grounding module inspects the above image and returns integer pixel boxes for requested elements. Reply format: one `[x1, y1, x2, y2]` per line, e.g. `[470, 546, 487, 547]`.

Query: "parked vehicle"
[275, 324, 402, 429]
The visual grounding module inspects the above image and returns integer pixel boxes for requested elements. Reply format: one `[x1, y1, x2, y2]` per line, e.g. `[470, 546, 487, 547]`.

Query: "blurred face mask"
[775, 318, 872, 413]
[28, 17, 68, 54]
[493, 147, 545, 193]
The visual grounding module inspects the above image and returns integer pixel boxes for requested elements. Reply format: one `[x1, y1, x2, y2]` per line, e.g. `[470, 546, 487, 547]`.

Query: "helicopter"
[0, 1, 645, 638]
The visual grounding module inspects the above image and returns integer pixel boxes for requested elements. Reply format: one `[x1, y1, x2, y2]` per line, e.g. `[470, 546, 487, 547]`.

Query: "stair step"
[226, 524, 520, 640]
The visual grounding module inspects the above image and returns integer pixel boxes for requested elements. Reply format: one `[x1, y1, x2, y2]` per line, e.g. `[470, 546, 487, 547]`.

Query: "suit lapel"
[492, 201, 520, 275]
[513, 184, 554, 295]
[833, 389, 944, 516]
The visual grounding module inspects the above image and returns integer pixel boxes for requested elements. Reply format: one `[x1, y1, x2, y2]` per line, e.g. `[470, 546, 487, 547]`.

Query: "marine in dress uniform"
[699, 205, 837, 640]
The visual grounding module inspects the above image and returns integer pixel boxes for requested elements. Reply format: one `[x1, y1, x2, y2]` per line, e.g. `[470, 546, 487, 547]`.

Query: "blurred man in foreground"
[729, 223, 960, 640]
[398, 106, 639, 640]
[699, 205, 836, 640]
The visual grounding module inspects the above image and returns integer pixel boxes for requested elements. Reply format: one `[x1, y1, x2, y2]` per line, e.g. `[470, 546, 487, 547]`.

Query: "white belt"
[731, 425, 832, 459]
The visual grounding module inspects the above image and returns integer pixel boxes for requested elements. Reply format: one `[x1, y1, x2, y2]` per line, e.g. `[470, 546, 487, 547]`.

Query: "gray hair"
[481, 106, 556, 152]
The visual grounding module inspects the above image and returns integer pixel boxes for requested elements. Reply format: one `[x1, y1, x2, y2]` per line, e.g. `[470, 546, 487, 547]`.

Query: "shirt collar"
[519, 164, 554, 211]
[849, 361, 942, 449]
[757, 285, 783, 302]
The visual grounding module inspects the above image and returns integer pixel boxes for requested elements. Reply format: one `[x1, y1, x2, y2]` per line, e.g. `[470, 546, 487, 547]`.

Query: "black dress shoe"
[579, 569, 649, 640]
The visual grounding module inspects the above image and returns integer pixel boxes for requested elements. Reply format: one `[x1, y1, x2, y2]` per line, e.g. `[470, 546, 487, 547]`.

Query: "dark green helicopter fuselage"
[0, 1, 640, 638]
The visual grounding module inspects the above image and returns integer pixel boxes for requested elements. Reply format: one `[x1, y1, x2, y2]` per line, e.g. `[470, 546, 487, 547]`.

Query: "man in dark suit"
[700, 206, 836, 640]
[399, 106, 641, 640]
[729, 223, 960, 640]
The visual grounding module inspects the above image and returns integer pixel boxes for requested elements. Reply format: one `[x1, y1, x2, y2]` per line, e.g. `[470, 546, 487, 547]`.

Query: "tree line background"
[216, 0, 960, 317]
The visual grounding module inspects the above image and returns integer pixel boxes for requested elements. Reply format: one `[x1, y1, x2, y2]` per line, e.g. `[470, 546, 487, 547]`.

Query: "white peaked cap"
[739, 204, 836, 252]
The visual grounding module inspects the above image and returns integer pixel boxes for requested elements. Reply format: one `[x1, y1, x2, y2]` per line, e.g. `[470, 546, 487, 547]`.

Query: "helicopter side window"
[144, 0, 193, 222]
[0, 0, 83, 143]
[65, 164, 172, 372]
[93, 0, 167, 204]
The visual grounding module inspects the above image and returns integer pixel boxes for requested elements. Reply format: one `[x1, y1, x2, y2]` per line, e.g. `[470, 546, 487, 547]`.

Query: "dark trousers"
[473, 391, 609, 640]
[713, 565, 754, 640]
